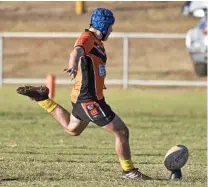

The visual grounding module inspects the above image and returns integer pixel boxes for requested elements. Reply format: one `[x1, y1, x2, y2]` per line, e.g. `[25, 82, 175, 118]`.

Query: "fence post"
[123, 34, 129, 89]
[0, 37, 3, 86]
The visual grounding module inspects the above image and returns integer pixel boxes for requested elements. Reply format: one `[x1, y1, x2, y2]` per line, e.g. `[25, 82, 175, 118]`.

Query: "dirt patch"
[0, 1, 205, 80]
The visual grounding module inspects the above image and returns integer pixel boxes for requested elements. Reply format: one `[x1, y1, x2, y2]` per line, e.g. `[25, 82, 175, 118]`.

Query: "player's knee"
[65, 128, 82, 136]
[69, 129, 82, 136]
[116, 126, 129, 139]
[70, 131, 82, 136]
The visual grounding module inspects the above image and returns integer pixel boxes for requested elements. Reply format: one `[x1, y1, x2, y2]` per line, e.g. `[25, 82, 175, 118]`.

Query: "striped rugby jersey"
[70, 29, 107, 103]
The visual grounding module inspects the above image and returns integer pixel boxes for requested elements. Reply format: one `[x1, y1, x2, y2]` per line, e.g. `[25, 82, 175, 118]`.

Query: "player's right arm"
[63, 47, 85, 80]
[64, 32, 93, 80]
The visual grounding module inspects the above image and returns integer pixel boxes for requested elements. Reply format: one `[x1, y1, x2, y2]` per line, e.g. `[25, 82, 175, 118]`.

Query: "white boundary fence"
[0, 32, 206, 88]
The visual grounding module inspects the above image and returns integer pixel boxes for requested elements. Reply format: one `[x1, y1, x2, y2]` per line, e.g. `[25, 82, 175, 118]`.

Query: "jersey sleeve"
[74, 32, 94, 55]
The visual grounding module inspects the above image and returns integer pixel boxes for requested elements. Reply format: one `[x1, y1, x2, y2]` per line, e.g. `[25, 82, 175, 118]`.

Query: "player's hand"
[63, 67, 77, 80]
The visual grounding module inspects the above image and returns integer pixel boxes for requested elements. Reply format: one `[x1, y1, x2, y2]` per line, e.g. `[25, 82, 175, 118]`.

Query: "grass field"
[0, 86, 206, 187]
[0, 3, 206, 186]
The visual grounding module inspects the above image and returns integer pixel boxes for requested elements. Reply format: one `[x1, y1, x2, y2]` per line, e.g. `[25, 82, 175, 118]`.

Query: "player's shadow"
[152, 177, 170, 181]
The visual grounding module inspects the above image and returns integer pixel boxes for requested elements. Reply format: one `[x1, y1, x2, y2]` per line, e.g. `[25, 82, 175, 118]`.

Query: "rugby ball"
[164, 145, 189, 171]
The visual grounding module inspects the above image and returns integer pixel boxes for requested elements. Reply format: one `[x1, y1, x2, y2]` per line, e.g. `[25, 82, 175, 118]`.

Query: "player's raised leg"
[16, 85, 88, 136]
[50, 106, 89, 136]
[102, 115, 151, 180]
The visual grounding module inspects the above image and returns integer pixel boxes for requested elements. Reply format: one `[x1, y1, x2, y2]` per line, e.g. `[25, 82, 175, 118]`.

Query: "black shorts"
[71, 98, 115, 127]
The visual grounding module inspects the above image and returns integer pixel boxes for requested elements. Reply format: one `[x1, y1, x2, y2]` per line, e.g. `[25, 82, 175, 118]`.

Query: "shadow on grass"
[152, 177, 169, 181]
[0, 177, 19, 182]
[0, 176, 170, 182]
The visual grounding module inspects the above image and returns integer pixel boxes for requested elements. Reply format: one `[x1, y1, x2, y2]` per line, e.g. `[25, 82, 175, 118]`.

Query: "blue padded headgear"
[90, 8, 115, 36]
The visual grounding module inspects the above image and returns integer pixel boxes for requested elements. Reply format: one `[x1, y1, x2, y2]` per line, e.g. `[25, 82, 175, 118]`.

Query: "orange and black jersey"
[71, 29, 107, 103]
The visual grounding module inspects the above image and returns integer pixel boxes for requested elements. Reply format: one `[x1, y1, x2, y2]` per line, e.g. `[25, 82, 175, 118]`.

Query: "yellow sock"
[38, 99, 57, 113]
[119, 159, 134, 171]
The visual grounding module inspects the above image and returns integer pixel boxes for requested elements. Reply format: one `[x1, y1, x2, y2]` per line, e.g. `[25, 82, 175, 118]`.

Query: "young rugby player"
[17, 8, 151, 180]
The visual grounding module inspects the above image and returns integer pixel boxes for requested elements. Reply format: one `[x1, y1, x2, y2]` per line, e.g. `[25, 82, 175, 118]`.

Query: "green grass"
[0, 86, 207, 187]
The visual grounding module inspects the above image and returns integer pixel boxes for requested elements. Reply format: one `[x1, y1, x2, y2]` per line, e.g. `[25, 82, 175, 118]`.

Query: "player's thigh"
[68, 114, 89, 135]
